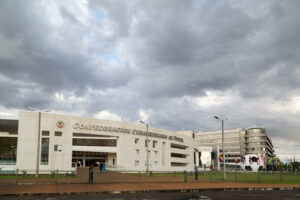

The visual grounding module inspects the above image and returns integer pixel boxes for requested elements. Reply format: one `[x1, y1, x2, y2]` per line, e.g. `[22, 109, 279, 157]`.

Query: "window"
[0, 137, 17, 165]
[153, 141, 157, 148]
[171, 162, 187, 167]
[72, 139, 117, 147]
[55, 131, 62, 136]
[41, 138, 49, 165]
[135, 149, 139, 155]
[145, 139, 149, 147]
[42, 131, 49, 136]
[171, 153, 187, 158]
[54, 145, 62, 152]
[170, 143, 187, 150]
[135, 160, 139, 166]
[134, 138, 139, 144]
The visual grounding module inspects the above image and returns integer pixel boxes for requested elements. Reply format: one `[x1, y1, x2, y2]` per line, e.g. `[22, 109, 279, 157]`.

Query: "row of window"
[134, 138, 158, 148]
[197, 132, 242, 139]
[134, 160, 159, 166]
[72, 138, 117, 147]
[134, 160, 187, 167]
[246, 136, 266, 140]
[135, 149, 158, 156]
[42, 131, 62, 136]
[246, 147, 265, 151]
[246, 128, 266, 134]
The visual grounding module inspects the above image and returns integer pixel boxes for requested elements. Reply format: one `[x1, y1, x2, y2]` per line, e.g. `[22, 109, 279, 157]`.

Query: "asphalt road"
[1, 190, 300, 200]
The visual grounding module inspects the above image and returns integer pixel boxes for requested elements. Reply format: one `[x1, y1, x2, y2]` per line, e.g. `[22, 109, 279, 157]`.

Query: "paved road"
[1, 190, 300, 200]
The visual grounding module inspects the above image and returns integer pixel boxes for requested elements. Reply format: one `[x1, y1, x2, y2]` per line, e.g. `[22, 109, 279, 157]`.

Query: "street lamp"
[214, 115, 229, 180]
[139, 120, 151, 176]
[27, 107, 52, 178]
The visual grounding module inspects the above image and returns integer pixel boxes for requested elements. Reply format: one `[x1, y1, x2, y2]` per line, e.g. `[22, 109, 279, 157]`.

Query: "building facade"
[195, 127, 275, 168]
[0, 111, 201, 172]
[0, 111, 275, 172]
[195, 128, 245, 166]
[245, 127, 275, 164]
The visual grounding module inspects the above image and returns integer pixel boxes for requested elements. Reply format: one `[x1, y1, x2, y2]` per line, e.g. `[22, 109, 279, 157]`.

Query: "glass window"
[170, 143, 187, 150]
[41, 138, 49, 165]
[55, 131, 62, 136]
[72, 139, 117, 147]
[171, 162, 187, 167]
[134, 138, 139, 144]
[153, 141, 157, 148]
[0, 137, 17, 165]
[42, 131, 49, 136]
[171, 153, 187, 158]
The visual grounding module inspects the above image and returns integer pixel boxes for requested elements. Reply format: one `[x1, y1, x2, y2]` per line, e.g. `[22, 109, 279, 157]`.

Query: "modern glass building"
[245, 127, 275, 166]
[195, 128, 246, 166]
[195, 127, 275, 168]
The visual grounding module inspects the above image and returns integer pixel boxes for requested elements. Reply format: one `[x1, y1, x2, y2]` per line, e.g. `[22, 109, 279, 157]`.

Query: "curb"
[1, 187, 300, 197]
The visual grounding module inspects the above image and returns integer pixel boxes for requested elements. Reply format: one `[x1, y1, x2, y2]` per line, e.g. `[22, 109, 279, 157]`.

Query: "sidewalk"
[0, 182, 300, 196]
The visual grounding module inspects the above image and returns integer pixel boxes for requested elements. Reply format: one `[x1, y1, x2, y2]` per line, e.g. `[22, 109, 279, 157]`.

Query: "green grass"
[1, 171, 299, 184]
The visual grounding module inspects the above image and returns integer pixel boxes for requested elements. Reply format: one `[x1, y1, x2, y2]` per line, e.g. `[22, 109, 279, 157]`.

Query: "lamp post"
[214, 115, 229, 180]
[27, 107, 52, 178]
[139, 120, 151, 176]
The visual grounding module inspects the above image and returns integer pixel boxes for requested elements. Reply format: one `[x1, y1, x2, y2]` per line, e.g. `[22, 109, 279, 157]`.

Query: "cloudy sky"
[0, 0, 300, 160]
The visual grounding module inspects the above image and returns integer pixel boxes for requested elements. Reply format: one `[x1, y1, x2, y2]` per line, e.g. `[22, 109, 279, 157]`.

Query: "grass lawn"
[131, 171, 300, 184]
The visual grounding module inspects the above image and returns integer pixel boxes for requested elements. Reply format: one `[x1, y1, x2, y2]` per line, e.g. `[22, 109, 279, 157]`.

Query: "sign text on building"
[73, 123, 184, 142]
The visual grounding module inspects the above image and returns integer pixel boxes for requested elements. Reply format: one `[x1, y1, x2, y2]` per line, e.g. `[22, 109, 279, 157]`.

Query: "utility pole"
[222, 119, 226, 180]
[139, 121, 151, 176]
[214, 115, 229, 181]
[36, 112, 41, 178]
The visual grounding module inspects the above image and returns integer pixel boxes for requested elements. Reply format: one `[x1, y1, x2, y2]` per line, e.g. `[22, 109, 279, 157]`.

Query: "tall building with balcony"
[245, 127, 274, 164]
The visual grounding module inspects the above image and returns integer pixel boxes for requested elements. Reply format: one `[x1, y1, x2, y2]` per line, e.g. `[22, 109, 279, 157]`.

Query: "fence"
[0, 168, 299, 185]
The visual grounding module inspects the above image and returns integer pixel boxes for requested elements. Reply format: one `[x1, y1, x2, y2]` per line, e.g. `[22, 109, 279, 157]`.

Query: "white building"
[0, 111, 201, 172]
[0, 111, 275, 172]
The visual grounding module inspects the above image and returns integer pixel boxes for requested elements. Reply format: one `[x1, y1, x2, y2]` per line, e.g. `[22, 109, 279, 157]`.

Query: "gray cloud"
[0, 0, 300, 159]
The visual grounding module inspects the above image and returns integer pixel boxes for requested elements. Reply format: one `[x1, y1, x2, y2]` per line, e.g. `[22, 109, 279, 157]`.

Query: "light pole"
[214, 115, 229, 180]
[139, 120, 151, 176]
[27, 107, 52, 178]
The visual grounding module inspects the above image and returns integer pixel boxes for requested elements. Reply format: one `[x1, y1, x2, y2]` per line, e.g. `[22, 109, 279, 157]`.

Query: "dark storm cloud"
[0, 0, 133, 109]
[0, 0, 300, 158]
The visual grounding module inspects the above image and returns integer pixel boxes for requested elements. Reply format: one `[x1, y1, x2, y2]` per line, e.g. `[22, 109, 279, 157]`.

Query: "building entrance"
[72, 151, 116, 168]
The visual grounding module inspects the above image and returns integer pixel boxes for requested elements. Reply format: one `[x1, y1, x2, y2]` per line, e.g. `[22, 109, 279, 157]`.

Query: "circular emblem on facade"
[56, 120, 64, 128]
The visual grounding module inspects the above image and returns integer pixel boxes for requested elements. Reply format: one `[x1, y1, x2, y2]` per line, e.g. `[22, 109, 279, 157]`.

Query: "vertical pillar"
[116, 138, 120, 167]
[35, 112, 41, 178]
[83, 154, 86, 167]
[195, 151, 199, 167]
